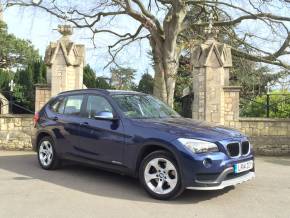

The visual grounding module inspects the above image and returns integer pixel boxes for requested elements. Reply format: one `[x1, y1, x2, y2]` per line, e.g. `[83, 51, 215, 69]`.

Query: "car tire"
[37, 136, 61, 170]
[139, 150, 184, 200]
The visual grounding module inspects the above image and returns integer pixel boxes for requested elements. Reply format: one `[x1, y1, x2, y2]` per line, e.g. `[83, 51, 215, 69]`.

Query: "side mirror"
[94, 111, 117, 121]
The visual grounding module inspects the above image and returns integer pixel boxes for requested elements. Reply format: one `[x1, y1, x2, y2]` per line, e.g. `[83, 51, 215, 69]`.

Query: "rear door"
[46, 94, 85, 155]
[61, 94, 85, 155]
[77, 94, 125, 165]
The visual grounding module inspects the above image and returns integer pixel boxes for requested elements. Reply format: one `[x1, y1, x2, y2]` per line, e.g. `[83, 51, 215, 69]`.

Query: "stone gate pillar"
[44, 25, 85, 97]
[35, 25, 86, 111]
[191, 35, 239, 124]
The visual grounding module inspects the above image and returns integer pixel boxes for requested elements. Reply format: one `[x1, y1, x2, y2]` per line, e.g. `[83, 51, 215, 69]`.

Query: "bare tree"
[6, 0, 290, 107]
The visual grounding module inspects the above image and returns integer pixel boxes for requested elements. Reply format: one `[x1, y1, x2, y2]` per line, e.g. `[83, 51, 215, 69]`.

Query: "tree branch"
[232, 48, 290, 69]
[192, 13, 290, 27]
[105, 34, 150, 69]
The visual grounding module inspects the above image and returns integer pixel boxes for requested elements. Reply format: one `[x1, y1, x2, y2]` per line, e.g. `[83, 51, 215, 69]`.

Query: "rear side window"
[50, 97, 66, 114]
[63, 95, 84, 116]
[85, 95, 113, 118]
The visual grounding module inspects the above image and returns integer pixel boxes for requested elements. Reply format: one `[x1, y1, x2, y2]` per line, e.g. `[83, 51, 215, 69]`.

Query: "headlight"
[177, 138, 219, 154]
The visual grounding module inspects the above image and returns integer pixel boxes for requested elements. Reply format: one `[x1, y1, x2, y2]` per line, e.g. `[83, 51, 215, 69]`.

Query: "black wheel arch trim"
[35, 130, 56, 151]
[134, 141, 183, 179]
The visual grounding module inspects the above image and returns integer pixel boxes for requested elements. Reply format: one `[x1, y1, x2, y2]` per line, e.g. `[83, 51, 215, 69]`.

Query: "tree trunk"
[150, 37, 180, 108]
[150, 2, 186, 108]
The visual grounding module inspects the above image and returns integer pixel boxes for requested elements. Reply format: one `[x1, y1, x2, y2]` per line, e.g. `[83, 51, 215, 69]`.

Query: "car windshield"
[112, 94, 181, 119]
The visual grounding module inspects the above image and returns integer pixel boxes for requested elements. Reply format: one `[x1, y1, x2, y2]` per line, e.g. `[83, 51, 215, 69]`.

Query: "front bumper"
[187, 167, 255, 190]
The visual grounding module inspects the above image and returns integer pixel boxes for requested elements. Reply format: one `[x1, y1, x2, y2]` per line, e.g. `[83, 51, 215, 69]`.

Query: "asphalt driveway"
[0, 151, 289, 218]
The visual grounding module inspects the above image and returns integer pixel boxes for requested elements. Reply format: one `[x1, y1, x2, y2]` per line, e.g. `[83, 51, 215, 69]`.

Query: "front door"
[77, 94, 125, 165]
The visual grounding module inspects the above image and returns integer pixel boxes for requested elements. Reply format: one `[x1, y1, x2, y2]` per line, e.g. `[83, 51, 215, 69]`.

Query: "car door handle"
[80, 122, 89, 126]
[52, 116, 58, 121]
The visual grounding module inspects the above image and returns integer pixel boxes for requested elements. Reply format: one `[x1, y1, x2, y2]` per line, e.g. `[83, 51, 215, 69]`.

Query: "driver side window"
[86, 95, 113, 119]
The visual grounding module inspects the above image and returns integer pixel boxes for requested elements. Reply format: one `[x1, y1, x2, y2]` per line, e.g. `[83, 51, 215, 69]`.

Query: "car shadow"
[0, 153, 234, 204]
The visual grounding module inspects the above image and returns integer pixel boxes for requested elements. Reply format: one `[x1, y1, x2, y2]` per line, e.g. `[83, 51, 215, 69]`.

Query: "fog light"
[203, 158, 212, 168]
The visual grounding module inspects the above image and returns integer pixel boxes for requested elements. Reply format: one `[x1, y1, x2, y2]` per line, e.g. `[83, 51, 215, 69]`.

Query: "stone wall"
[222, 86, 290, 155]
[0, 114, 33, 150]
[240, 118, 290, 155]
[224, 117, 290, 156]
[0, 113, 289, 155]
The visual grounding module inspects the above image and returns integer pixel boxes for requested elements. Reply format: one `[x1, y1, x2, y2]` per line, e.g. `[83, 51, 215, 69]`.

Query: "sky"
[2, 0, 290, 87]
[2, 4, 153, 82]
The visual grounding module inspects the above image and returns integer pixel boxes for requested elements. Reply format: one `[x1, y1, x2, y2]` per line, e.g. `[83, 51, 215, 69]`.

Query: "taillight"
[33, 112, 40, 127]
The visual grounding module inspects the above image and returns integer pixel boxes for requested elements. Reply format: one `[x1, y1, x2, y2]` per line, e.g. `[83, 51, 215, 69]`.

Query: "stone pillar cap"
[58, 24, 73, 36]
[58, 24, 73, 39]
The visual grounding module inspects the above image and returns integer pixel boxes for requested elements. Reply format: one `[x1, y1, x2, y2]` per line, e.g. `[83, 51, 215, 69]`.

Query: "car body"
[32, 89, 255, 200]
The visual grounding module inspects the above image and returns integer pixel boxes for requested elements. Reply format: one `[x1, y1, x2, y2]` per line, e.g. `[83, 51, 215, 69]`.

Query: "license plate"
[234, 160, 253, 173]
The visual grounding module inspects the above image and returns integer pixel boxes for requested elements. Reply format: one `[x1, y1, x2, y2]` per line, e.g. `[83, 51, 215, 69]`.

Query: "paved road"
[0, 151, 289, 218]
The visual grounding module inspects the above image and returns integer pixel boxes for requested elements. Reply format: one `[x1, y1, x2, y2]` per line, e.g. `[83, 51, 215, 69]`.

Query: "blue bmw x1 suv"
[32, 89, 255, 200]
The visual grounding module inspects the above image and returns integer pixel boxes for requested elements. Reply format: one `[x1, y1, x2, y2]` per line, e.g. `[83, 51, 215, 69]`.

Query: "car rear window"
[50, 97, 66, 114]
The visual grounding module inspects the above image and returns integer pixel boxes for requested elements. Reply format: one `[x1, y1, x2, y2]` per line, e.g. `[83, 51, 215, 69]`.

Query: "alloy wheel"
[144, 158, 178, 195]
[39, 140, 54, 167]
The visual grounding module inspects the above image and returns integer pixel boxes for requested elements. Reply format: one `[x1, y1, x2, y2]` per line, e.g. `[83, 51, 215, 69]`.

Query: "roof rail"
[58, 88, 109, 95]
